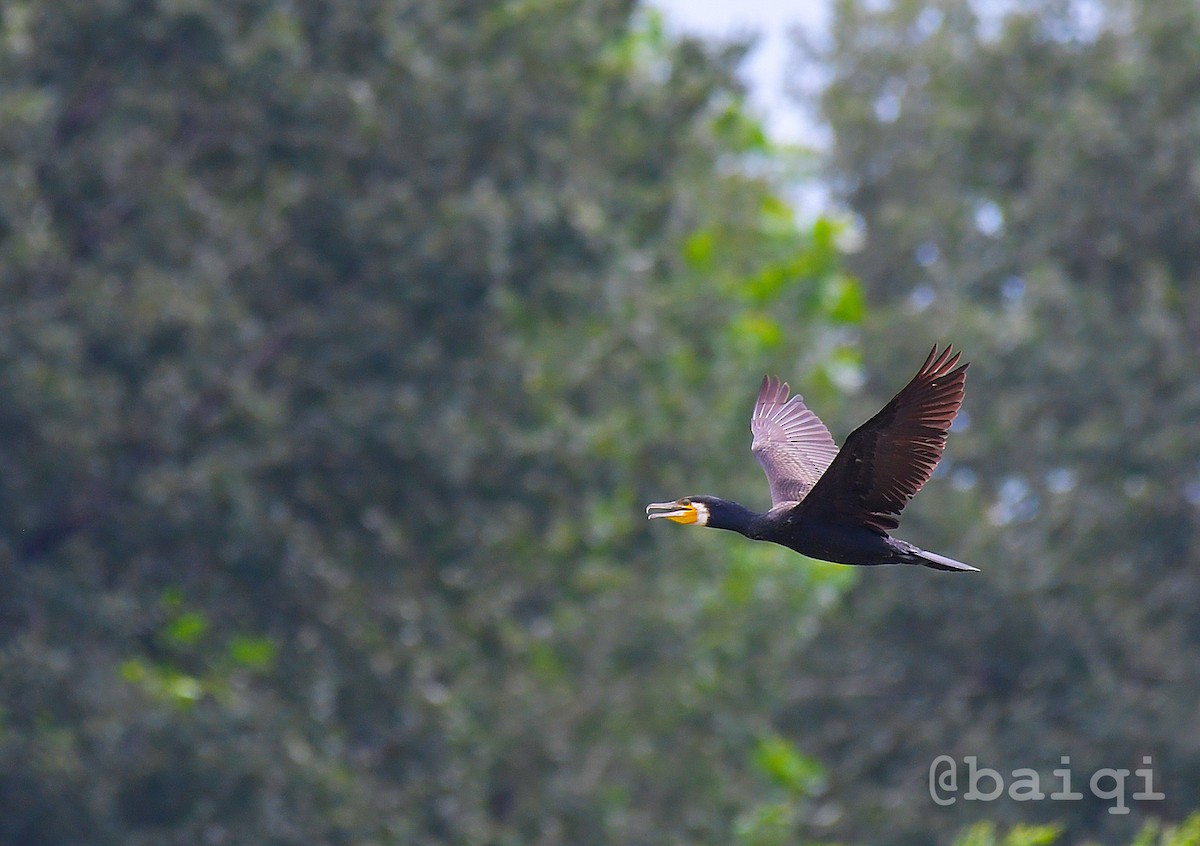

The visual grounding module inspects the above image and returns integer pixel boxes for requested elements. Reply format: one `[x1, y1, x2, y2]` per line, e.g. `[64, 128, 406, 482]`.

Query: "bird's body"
[647, 345, 978, 573]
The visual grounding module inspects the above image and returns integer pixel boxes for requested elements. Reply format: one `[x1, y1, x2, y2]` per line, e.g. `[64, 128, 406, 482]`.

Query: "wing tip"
[924, 343, 970, 378]
[754, 374, 790, 417]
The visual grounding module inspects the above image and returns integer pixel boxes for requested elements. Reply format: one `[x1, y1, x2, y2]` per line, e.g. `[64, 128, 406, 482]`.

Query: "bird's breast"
[764, 517, 895, 566]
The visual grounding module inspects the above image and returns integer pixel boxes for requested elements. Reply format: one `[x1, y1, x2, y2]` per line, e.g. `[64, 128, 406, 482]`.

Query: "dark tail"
[908, 548, 979, 573]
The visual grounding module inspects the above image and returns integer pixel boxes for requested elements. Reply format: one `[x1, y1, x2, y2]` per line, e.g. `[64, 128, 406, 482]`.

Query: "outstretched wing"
[796, 344, 968, 533]
[751, 375, 840, 506]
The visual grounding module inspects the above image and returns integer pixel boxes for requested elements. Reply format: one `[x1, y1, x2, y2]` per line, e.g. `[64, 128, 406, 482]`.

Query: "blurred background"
[2, 1, 1199, 844]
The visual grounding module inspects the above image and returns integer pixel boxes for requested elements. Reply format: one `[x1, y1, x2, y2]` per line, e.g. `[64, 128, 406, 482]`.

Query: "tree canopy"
[2, 0, 1199, 843]
[787, 0, 1200, 842]
[0, 1, 858, 843]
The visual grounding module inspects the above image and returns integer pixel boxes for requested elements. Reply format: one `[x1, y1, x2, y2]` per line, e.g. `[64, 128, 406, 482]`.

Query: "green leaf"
[1003, 824, 1063, 846]
[731, 311, 783, 350]
[120, 658, 149, 684]
[682, 228, 716, 270]
[1151, 814, 1200, 846]
[228, 635, 278, 670]
[954, 822, 1065, 846]
[162, 671, 203, 705]
[120, 659, 204, 708]
[821, 275, 866, 324]
[752, 733, 824, 795]
[163, 612, 209, 647]
[745, 262, 792, 305]
[759, 194, 795, 232]
[713, 102, 769, 153]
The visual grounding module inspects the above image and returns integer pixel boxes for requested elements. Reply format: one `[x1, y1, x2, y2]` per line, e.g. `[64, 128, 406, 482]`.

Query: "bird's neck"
[706, 499, 760, 537]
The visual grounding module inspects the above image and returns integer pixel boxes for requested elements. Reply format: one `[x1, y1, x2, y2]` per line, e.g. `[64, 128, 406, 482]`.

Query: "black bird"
[646, 344, 977, 572]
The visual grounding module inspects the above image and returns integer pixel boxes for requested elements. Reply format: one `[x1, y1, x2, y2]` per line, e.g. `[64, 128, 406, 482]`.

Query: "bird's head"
[645, 496, 712, 526]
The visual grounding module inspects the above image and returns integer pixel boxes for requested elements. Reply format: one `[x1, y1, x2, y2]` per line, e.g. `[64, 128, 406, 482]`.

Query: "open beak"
[646, 500, 699, 524]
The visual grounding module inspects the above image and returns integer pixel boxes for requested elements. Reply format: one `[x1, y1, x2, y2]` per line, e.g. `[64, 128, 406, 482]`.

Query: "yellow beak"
[645, 500, 699, 524]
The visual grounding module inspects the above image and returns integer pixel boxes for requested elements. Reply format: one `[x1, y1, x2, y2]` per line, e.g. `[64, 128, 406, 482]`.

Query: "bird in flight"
[646, 344, 977, 572]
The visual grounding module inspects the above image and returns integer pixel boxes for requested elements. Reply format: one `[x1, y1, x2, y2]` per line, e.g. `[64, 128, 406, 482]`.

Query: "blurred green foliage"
[954, 821, 1063, 846]
[786, 0, 1200, 843]
[1, 0, 1197, 843]
[953, 814, 1200, 846]
[0, 1, 858, 843]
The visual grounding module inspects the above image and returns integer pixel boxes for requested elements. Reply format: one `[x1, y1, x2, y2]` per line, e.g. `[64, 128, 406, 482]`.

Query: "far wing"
[796, 344, 968, 533]
[751, 375, 840, 506]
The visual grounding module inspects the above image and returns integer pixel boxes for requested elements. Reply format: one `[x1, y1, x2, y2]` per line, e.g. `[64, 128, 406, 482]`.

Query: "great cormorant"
[646, 344, 977, 572]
